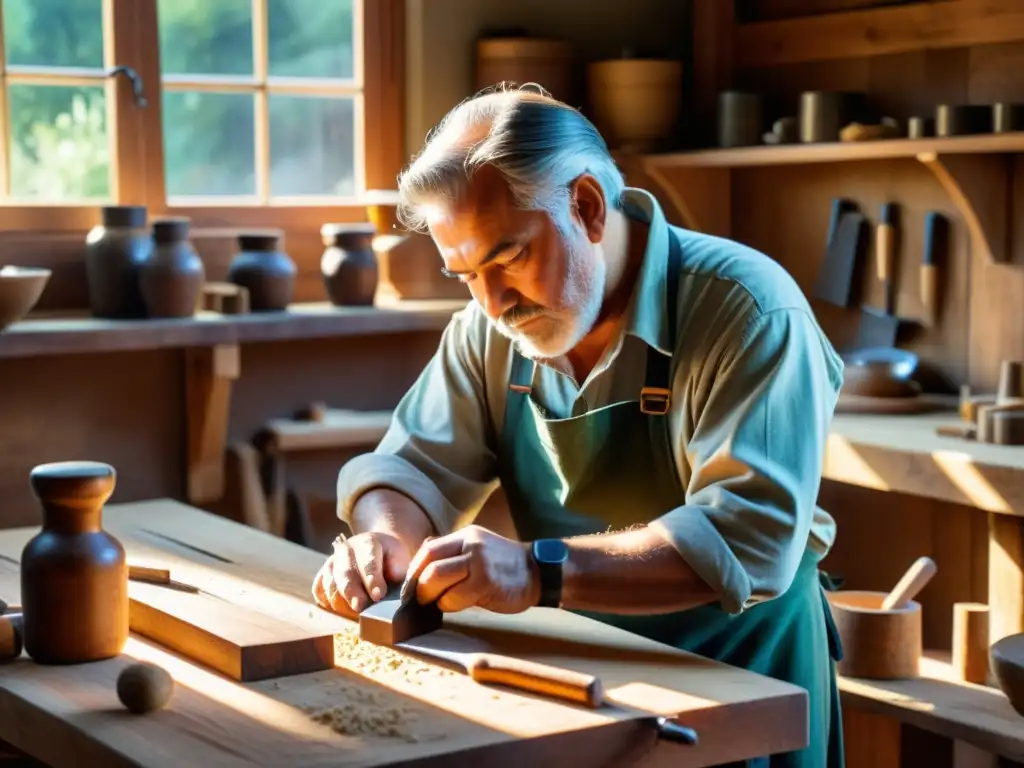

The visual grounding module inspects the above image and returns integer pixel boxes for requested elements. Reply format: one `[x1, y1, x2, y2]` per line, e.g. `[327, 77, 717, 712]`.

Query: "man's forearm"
[349, 488, 435, 555]
[559, 525, 719, 614]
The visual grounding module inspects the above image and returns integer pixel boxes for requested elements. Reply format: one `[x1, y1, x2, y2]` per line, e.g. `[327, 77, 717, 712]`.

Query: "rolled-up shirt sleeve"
[336, 306, 500, 536]
[650, 307, 843, 614]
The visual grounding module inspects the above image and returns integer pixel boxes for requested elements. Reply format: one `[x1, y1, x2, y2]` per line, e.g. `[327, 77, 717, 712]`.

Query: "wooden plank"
[262, 408, 394, 452]
[839, 652, 1024, 761]
[0, 300, 467, 360]
[736, 0, 1024, 68]
[0, 499, 809, 768]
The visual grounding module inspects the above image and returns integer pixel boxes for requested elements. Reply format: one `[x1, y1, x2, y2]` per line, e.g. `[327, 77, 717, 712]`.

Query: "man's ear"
[569, 174, 607, 244]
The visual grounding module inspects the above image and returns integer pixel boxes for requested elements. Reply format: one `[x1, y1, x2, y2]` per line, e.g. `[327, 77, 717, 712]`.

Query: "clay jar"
[321, 222, 379, 306]
[140, 218, 205, 318]
[227, 232, 296, 312]
[85, 205, 153, 319]
[20, 461, 128, 664]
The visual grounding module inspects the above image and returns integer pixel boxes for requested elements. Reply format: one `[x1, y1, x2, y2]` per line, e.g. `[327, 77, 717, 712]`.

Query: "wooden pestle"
[881, 557, 938, 611]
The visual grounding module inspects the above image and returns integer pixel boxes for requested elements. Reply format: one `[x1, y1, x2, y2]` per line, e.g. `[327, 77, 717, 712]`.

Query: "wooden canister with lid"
[475, 37, 574, 103]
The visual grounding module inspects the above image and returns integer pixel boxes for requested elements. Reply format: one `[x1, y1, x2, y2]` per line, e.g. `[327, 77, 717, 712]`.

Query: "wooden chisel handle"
[920, 263, 937, 319]
[876, 221, 894, 283]
[881, 556, 937, 610]
[467, 654, 604, 708]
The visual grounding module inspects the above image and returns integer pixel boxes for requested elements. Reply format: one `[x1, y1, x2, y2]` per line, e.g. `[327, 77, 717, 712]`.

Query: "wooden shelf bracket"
[637, 159, 732, 237]
[916, 151, 1012, 264]
[185, 344, 241, 505]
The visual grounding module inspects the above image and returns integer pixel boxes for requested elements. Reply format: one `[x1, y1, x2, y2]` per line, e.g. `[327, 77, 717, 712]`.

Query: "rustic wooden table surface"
[0, 499, 808, 767]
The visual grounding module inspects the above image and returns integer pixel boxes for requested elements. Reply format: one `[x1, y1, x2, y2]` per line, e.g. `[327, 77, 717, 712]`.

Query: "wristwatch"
[530, 538, 568, 608]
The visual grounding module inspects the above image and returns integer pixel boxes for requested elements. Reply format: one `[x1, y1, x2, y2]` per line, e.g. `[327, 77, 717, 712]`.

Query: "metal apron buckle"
[639, 386, 671, 415]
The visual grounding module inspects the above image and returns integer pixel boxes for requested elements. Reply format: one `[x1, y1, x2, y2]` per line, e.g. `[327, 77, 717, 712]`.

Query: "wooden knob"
[29, 462, 116, 510]
[0, 613, 23, 661]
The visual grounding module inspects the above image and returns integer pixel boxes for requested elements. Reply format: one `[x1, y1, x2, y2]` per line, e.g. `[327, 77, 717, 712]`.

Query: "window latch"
[107, 66, 148, 109]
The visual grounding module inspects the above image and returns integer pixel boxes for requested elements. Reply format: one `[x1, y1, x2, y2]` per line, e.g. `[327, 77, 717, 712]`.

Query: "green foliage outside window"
[1, 0, 356, 203]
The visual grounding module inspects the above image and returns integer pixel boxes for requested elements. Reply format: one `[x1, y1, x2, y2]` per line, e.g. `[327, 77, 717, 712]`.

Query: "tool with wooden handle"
[881, 556, 938, 610]
[398, 628, 605, 709]
[359, 585, 603, 708]
[920, 211, 946, 327]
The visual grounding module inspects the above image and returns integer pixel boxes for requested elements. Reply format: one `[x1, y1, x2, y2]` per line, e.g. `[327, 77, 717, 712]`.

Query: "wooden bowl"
[826, 590, 922, 679]
[990, 633, 1024, 717]
[0, 266, 51, 331]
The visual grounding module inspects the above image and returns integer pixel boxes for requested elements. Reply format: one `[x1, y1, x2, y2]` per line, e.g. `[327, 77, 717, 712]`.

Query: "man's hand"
[311, 531, 412, 617]
[405, 525, 540, 614]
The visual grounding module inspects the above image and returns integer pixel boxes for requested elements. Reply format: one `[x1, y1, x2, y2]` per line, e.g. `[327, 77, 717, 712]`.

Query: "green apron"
[496, 230, 845, 768]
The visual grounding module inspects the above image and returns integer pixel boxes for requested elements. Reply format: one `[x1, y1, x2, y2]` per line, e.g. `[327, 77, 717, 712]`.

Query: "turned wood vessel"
[140, 218, 205, 318]
[20, 461, 128, 664]
[321, 223, 379, 306]
[826, 590, 922, 679]
[227, 232, 296, 312]
[85, 205, 152, 319]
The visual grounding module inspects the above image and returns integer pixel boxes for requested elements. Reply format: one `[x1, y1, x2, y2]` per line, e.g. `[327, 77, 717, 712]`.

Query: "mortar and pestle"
[826, 556, 937, 679]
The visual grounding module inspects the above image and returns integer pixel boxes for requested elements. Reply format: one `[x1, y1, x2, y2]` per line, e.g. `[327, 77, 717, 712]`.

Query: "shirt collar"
[620, 187, 674, 357]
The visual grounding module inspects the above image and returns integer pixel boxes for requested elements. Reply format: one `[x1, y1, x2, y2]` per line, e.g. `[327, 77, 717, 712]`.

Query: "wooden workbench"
[0, 499, 807, 768]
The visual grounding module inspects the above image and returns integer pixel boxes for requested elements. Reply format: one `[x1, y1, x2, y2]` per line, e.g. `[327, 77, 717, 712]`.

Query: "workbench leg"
[842, 707, 900, 768]
[185, 344, 240, 505]
[988, 513, 1024, 684]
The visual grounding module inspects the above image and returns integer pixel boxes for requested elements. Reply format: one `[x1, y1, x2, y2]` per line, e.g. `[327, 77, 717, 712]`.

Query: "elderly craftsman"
[313, 88, 845, 767]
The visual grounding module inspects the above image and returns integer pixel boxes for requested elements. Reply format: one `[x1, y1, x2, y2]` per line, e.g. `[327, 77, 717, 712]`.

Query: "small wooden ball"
[117, 662, 174, 714]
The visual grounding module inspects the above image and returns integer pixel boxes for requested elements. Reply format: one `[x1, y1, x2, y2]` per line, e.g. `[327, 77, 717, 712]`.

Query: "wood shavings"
[333, 631, 457, 683]
[302, 701, 422, 742]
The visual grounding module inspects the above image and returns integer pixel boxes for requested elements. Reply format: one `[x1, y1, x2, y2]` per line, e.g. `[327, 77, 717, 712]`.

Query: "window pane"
[157, 0, 253, 76]
[2, 0, 102, 69]
[267, 0, 354, 79]
[269, 96, 355, 197]
[8, 85, 110, 201]
[162, 92, 255, 197]
[3, 0, 104, 69]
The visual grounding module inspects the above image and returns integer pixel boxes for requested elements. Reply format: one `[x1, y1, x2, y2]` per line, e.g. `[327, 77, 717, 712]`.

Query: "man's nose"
[475, 271, 516, 321]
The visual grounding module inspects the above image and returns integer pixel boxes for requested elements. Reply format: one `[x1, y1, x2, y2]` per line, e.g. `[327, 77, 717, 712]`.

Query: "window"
[0, 0, 402, 230]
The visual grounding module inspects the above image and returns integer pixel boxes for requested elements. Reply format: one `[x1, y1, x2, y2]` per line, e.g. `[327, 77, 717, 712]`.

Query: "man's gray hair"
[396, 85, 626, 234]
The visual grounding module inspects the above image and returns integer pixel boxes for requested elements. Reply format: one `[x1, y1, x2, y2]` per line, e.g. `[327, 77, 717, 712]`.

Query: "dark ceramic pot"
[321, 222, 379, 306]
[139, 218, 205, 318]
[20, 461, 128, 665]
[227, 232, 296, 312]
[85, 206, 153, 319]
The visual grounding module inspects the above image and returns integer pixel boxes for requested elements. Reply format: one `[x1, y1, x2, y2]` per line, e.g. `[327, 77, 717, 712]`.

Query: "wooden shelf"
[643, 133, 1024, 170]
[0, 299, 468, 360]
[639, 134, 1016, 264]
[839, 651, 1024, 761]
[825, 401, 1024, 517]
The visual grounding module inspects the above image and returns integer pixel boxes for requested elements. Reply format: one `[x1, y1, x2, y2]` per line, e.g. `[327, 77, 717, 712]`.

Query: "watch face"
[533, 538, 568, 564]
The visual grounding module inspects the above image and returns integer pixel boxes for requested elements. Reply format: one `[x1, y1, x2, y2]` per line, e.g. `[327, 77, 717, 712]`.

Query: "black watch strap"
[531, 539, 568, 608]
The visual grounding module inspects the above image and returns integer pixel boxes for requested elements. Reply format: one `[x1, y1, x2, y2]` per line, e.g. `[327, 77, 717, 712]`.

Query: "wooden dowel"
[952, 602, 990, 685]
[128, 565, 171, 585]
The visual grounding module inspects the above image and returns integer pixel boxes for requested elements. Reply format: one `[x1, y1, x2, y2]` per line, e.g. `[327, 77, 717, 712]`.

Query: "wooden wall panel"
[0, 350, 185, 528]
[732, 160, 971, 387]
[818, 479, 989, 651]
[0, 332, 444, 531]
